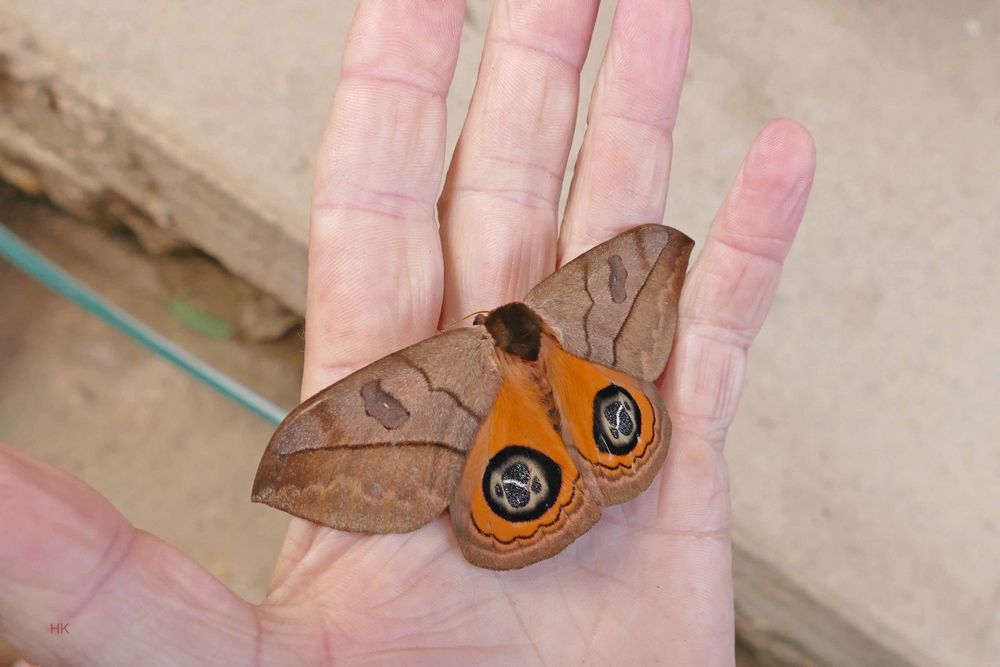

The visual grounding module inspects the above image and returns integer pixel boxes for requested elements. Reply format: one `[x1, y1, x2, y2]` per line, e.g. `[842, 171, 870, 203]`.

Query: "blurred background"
[1, 2, 997, 665]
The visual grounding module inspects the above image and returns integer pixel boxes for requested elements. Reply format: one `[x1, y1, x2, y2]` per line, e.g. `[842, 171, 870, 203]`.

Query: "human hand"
[0, 1, 814, 664]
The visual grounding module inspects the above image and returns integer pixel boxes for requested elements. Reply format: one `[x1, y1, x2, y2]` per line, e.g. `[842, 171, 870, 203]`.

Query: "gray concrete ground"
[1, 1, 999, 665]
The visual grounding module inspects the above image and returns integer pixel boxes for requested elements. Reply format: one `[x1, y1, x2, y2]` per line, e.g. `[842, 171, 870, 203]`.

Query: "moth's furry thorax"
[479, 302, 545, 361]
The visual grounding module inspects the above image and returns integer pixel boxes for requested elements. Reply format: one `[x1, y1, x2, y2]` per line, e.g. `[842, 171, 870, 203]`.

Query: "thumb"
[0, 443, 267, 666]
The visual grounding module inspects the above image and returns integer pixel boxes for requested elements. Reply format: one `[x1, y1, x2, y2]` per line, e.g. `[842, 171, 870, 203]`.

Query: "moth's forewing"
[252, 328, 500, 533]
[526, 224, 693, 382]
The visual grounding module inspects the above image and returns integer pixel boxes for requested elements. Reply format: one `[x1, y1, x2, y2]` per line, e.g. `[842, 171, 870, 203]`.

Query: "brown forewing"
[525, 224, 694, 382]
[252, 328, 501, 533]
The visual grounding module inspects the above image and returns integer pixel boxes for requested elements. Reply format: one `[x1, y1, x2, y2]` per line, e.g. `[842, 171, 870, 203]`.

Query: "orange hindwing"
[450, 357, 600, 570]
[543, 336, 669, 507]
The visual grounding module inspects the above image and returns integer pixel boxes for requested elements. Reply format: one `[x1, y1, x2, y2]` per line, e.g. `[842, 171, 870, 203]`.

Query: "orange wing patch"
[450, 359, 600, 570]
[543, 337, 670, 506]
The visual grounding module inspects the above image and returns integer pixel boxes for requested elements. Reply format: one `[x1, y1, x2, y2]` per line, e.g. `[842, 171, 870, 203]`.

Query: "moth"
[252, 225, 694, 569]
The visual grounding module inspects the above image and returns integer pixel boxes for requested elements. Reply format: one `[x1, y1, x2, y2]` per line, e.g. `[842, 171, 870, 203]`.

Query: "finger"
[279, 0, 465, 594]
[0, 444, 263, 666]
[654, 118, 814, 537]
[438, 0, 600, 322]
[630, 121, 813, 664]
[304, 0, 465, 396]
[559, 0, 691, 264]
[664, 118, 815, 447]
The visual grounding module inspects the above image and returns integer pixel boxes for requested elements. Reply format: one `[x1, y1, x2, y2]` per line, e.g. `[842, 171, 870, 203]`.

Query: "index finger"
[303, 0, 465, 397]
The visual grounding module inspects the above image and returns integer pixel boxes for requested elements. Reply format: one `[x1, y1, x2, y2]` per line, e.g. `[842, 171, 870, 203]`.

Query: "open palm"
[1, 1, 814, 665]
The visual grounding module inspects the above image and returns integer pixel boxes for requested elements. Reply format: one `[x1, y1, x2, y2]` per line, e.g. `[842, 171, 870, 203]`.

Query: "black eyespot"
[482, 446, 562, 522]
[593, 385, 642, 455]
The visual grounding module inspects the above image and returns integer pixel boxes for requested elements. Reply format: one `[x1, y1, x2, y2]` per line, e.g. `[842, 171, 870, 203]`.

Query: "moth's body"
[253, 225, 694, 569]
[477, 302, 546, 362]
[478, 302, 562, 432]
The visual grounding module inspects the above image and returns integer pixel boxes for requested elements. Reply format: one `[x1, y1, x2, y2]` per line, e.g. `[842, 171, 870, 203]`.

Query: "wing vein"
[395, 352, 483, 420]
[278, 441, 466, 456]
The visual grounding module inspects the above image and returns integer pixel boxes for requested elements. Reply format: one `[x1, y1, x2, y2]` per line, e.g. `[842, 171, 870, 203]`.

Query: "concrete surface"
[1, 1, 999, 666]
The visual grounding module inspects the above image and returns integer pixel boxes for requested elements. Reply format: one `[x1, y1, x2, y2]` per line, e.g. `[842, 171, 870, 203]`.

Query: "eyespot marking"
[361, 380, 409, 429]
[608, 254, 628, 304]
[483, 446, 562, 522]
[593, 384, 641, 455]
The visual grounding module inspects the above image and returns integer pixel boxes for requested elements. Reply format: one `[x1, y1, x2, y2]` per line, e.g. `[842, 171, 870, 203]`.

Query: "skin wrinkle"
[698, 345, 743, 428]
[266, 525, 323, 595]
[494, 0, 599, 67]
[491, 36, 585, 74]
[268, 530, 364, 604]
[249, 605, 263, 667]
[316, 607, 341, 667]
[601, 109, 677, 134]
[554, 561, 588, 654]
[570, 560, 668, 610]
[344, 1, 464, 88]
[645, 496, 733, 540]
[338, 70, 449, 99]
[478, 51, 578, 155]
[449, 219, 554, 313]
[579, 128, 671, 211]
[311, 201, 426, 223]
[480, 152, 564, 183]
[305, 221, 442, 385]
[679, 317, 758, 350]
[361, 644, 530, 661]
[681, 256, 781, 335]
[729, 258, 780, 334]
[447, 184, 558, 211]
[319, 88, 445, 178]
[266, 517, 336, 592]
[370, 538, 457, 610]
[582, 590, 611, 662]
[367, 579, 469, 626]
[62, 523, 137, 625]
[713, 230, 794, 263]
[313, 182, 436, 223]
[498, 578, 548, 667]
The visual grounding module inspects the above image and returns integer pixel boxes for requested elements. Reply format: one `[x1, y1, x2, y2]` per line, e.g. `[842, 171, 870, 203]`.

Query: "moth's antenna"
[444, 310, 489, 330]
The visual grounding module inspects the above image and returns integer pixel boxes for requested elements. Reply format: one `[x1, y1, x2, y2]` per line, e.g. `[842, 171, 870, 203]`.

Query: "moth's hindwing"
[543, 338, 669, 506]
[450, 363, 601, 570]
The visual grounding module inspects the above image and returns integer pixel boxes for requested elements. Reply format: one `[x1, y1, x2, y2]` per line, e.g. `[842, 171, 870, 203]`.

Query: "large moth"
[252, 225, 694, 569]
